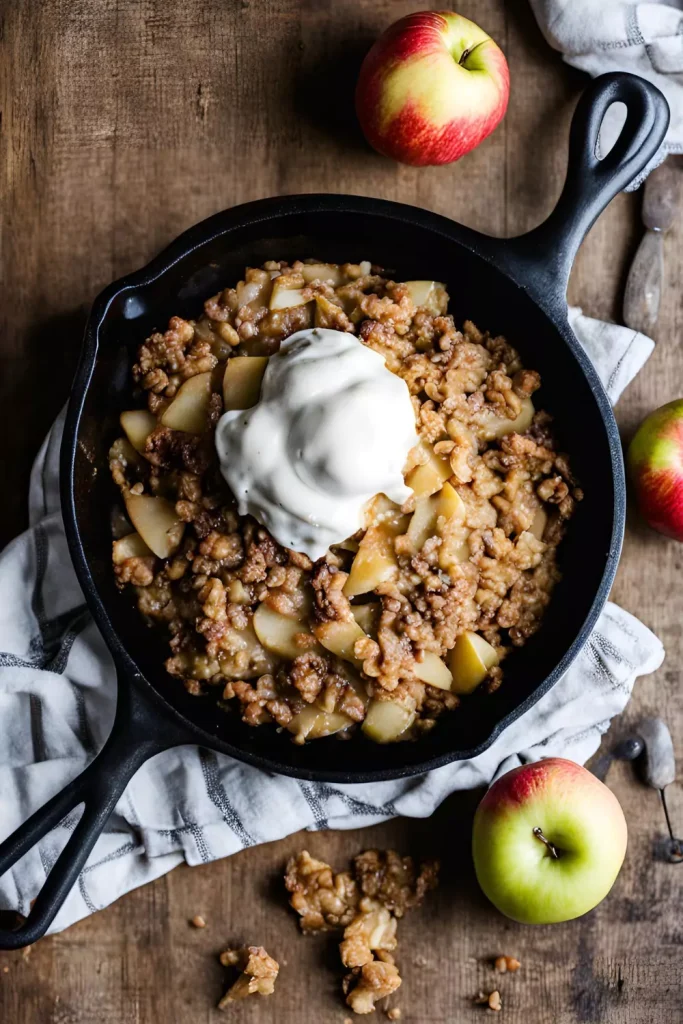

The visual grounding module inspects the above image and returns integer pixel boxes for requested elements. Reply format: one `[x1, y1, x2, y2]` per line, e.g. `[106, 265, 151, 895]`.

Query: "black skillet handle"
[0, 676, 183, 949]
[497, 72, 670, 306]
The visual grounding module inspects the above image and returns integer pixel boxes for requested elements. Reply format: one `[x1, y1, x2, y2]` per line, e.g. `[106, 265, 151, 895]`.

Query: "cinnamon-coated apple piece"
[413, 651, 453, 690]
[449, 630, 499, 694]
[123, 492, 184, 559]
[480, 397, 535, 441]
[253, 603, 320, 661]
[112, 531, 153, 565]
[120, 409, 157, 455]
[362, 698, 416, 743]
[406, 440, 452, 498]
[404, 280, 447, 316]
[160, 371, 214, 434]
[287, 706, 354, 744]
[222, 356, 269, 411]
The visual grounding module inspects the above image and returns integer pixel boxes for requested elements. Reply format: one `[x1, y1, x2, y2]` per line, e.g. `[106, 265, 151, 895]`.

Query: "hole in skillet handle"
[492, 71, 670, 313]
[0, 678, 183, 949]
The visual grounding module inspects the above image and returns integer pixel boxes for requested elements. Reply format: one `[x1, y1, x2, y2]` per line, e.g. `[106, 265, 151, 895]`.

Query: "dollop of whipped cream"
[215, 328, 417, 560]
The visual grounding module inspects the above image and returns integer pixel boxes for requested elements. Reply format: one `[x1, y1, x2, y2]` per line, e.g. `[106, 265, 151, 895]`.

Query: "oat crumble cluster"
[217, 945, 279, 1008]
[109, 259, 581, 743]
[284, 849, 439, 1014]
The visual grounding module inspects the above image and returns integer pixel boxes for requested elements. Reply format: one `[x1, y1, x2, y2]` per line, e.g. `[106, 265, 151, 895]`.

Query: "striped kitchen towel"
[0, 309, 664, 933]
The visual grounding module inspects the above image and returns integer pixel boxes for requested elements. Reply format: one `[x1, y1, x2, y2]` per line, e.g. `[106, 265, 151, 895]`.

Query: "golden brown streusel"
[217, 946, 279, 1007]
[110, 260, 580, 741]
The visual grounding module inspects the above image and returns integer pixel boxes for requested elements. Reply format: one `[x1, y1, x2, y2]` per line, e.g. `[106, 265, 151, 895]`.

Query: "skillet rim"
[60, 192, 626, 783]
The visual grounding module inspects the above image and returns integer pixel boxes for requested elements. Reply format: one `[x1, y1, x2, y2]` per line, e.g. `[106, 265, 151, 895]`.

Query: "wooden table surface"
[1, 2, 682, 1022]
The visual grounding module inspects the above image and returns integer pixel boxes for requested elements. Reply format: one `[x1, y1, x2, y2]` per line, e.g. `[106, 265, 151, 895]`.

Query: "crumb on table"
[475, 989, 502, 1011]
[494, 955, 520, 973]
[190, 914, 206, 928]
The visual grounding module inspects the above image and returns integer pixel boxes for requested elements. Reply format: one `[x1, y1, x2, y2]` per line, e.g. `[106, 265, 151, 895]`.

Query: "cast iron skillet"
[0, 72, 669, 948]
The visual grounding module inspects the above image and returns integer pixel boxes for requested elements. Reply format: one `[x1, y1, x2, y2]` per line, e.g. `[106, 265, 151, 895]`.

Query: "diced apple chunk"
[253, 603, 318, 660]
[413, 651, 453, 690]
[406, 495, 439, 552]
[222, 356, 268, 411]
[351, 604, 380, 638]
[437, 481, 465, 521]
[123, 493, 184, 559]
[343, 519, 406, 598]
[301, 263, 345, 287]
[236, 269, 272, 310]
[406, 441, 452, 499]
[362, 699, 416, 743]
[404, 280, 446, 316]
[160, 371, 213, 434]
[480, 398, 535, 442]
[287, 706, 354, 744]
[449, 631, 499, 694]
[437, 482, 471, 570]
[269, 277, 313, 311]
[120, 410, 157, 455]
[314, 618, 367, 667]
[112, 531, 153, 565]
[529, 506, 548, 541]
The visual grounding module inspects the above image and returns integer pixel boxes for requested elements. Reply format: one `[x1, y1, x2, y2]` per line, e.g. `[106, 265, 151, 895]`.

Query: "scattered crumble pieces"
[343, 957, 402, 1015]
[475, 990, 502, 1011]
[285, 849, 439, 1014]
[353, 849, 439, 918]
[494, 955, 520, 973]
[190, 914, 206, 928]
[217, 945, 279, 1008]
[387, 1008, 402, 1020]
[285, 850, 359, 932]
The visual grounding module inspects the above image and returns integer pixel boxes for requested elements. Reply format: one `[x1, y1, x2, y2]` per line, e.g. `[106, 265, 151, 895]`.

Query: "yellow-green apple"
[355, 10, 509, 167]
[472, 758, 627, 925]
[628, 399, 683, 541]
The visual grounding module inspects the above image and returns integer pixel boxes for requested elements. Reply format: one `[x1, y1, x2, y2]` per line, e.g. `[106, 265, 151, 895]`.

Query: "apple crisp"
[109, 259, 581, 742]
[285, 849, 438, 1014]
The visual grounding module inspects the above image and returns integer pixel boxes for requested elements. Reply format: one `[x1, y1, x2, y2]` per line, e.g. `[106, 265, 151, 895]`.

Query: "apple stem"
[458, 46, 472, 66]
[533, 826, 560, 859]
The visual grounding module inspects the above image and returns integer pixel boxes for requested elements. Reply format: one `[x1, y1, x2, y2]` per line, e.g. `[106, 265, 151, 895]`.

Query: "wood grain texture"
[0, 1, 682, 1022]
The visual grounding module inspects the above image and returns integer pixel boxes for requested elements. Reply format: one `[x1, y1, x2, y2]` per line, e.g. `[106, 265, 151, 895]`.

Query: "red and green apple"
[472, 758, 628, 925]
[628, 399, 683, 541]
[355, 10, 510, 167]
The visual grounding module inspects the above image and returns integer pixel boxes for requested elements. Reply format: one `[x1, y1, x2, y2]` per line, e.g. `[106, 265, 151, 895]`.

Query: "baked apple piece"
[287, 706, 355, 744]
[301, 263, 345, 287]
[120, 409, 157, 455]
[160, 371, 213, 434]
[480, 397, 535, 441]
[404, 280, 447, 316]
[406, 440, 452, 499]
[413, 651, 453, 690]
[222, 356, 268, 411]
[449, 631, 499, 694]
[123, 492, 184, 559]
[253, 603, 320, 660]
[362, 698, 416, 743]
[112, 531, 153, 564]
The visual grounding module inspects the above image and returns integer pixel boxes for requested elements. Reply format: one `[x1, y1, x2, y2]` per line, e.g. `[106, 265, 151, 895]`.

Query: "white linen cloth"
[0, 310, 664, 934]
[530, 0, 683, 186]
